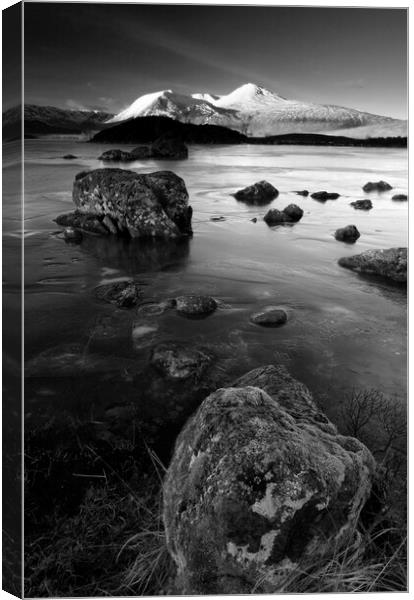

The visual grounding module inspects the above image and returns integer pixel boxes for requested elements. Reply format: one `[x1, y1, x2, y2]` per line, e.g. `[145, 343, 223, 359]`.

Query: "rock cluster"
[234, 181, 279, 204]
[57, 168, 193, 239]
[338, 247, 407, 283]
[264, 204, 304, 225]
[163, 364, 375, 594]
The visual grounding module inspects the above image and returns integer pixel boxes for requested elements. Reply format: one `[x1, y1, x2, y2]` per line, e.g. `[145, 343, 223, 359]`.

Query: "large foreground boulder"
[71, 168, 193, 238]
[338, 247, 407, 283]
[163, 365, 375, 594]
[234, 181, 278, 204]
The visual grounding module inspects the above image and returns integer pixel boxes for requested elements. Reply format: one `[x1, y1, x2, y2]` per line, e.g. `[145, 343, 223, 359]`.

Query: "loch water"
[3, 140, 407, 432]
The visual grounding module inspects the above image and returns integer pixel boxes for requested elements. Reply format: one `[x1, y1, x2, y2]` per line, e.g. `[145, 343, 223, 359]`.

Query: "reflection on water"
[3, 140, 406, 430]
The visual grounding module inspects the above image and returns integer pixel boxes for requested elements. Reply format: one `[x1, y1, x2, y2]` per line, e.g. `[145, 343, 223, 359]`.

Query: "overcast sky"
[19, 3, 407, 118]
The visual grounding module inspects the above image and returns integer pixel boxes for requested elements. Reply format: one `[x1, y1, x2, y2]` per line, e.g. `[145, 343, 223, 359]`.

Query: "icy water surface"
[4, 140, 407, 427]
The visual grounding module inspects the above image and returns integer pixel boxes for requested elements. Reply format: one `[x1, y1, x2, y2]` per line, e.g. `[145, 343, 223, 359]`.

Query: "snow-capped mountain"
[108, 83, 406, 138]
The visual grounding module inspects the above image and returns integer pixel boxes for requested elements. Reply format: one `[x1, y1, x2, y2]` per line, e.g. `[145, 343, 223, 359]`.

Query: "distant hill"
[107, 83, 407, 139]
[91, 115, 407, 148]
[2, 105, 113, 141]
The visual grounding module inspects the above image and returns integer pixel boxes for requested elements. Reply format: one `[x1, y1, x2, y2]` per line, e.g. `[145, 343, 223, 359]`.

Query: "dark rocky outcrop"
[93, 280, 143, 308]
[362, 181, 393, 192]
[130, 146, 152, 159]
[250, 307, 288, 327]
[338, 247, 407, 283]
[233, 181, 278, 205]
[55, 212, 110, 236]
[264, 204, 304, 225]
[163, 365, 375, 594]
[150, 136, 188, 159]
[335, 225, 360, 243]
[175, 295, 217, 318]
[71, 168, 193, 239]
[311, 191, 340, 201]
[151, 343, 211, 380]
[350, 199, 373, 210]
[392, 194, 408, 201]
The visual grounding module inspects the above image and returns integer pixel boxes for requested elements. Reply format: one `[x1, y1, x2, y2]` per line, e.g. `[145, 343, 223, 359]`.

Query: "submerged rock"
[132, 320, 159, 349]
[264, 204, 303, 225]
[163, 365, 375, 594]
[151, 343, 211, 380]
[363, 180, 393, 192]
[311, 191, 340, 201]
[234, 181, 279, 205]
[392, 194, 408, 201]
[93, 280, 143, 308]
[250, 306, 288, 327]
[350, 199, 373, 210]
[335, 225, 360, 243]
[55, 212, 110, 235]
[72, 168, 193, 238]
[175, 295, 217, 317]
[338, 247, 407, 283]
[63, 227, 82, 243]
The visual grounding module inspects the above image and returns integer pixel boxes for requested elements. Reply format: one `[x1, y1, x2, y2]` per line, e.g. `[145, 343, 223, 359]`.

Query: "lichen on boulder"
[163, 365, 375, 594]
[72, 168, 193, 238]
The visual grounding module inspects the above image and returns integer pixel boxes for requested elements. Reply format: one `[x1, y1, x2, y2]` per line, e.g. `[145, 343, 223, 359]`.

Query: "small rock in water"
[350, 199, 373, 210]
[335, 225, 360, 243]
[264, 203, 303, 225]
[63, 227, 82, 243]
[294, 190, 309, 196]
[233, 180, 278, 205]
[151, 343, 211, 380]
[210, 216, 226, 222]
[132, 321, 159, 349]
[136, 299, 175, 316]
[98, 149, 134, 162]
[250, 306, 288, 327]
[311, 191, 340, 201]
[175, 295, 217, 317]
[363, 180, 393, 192]
[63, 154, 77, 159]
[94, 280, 143, 308]
[251, 217, 258, 223]
[392, 194, 408, 201]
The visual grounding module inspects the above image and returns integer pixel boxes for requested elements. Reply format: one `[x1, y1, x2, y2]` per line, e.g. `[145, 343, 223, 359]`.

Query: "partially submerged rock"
[163, 365, 375, 594]
[93, 280, 143, 308]
[363, 181, 393, 192]
[98, 149, 134, 162]
[392, 194, 408, 201]
[250, 306, 288, 327]
[311, 191, 340, 201]
[338, 247, 407, 283]
[72, 168, 193, 238]
[350, 199, 373, 210]
[294, 190, 309, 196]
[264, 204, 304, 225]
[63, 154, 77, 159]
[151, 343, 211, 380]
[234, 181, 279, 205]
[175, 295, 217, 318]
[335, 225, 360, 243]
